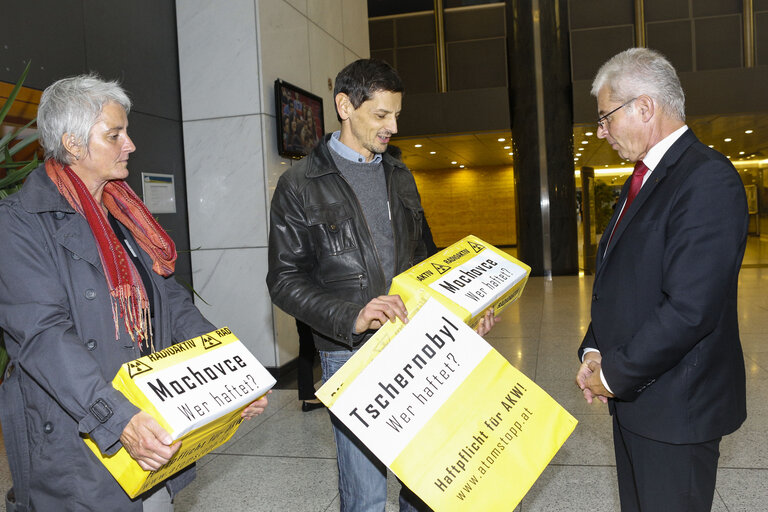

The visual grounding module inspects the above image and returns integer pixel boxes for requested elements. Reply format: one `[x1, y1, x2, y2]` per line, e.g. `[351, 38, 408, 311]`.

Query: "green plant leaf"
[0, 158, 37, 190]
[0, 116, 38, 151]
[1, 60, 38, 199]
[176, 277, 211, 306]
[0, 60, 32, 127]
[8, 131, 39, 158]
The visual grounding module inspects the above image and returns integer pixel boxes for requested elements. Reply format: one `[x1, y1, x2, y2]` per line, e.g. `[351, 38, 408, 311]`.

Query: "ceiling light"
[576, 153, 582, 156]
[724, 138, 732, 142]
[574, 158, 578, 161]
[504, 146, 511, 149]
[508, 152, 513, 156]
[745, 130, 753, 134]
[497, 138, 505, 142]
[739, 151, 745, 155]
[451, 161, 457, 165]
[708, 145, 714, 148]
[414, 144, 422, 148]
[429, 151, 436, 154]
[581, 141, 588, 145]
[585, 131, 594, 136]
[459, 165, 465, 168]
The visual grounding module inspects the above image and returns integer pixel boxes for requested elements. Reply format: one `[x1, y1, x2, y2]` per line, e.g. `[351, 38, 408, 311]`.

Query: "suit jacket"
[579, 129, 748, 444]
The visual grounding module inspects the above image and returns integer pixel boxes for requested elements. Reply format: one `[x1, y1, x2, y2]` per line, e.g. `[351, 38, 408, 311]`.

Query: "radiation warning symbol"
[201, 334, 223, 350]
[432, 262, 452, 274]
[468, 241, 485, 253]
[127, 360, 153, 378]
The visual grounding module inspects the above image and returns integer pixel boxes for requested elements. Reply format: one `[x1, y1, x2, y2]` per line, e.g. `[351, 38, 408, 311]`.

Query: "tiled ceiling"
[394, 113, 768, 173]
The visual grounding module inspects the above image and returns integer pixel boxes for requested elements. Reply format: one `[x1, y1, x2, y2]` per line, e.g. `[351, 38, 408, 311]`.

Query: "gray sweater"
[329, 148, 396, 289]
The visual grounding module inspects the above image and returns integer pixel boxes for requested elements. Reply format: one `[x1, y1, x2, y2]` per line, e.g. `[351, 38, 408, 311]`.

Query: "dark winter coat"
[0, 166, 215, 511]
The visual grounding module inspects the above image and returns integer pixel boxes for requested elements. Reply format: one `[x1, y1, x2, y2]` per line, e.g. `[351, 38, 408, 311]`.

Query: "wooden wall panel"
[413, 165, 517, 249]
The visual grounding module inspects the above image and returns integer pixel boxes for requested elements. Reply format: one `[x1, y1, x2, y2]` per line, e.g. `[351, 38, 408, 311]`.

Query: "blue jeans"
[320, 350, 430, 512]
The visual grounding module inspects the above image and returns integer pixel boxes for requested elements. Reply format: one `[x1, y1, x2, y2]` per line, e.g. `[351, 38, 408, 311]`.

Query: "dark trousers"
[296, 319, 317, 401]
[613, 416, 721, 512]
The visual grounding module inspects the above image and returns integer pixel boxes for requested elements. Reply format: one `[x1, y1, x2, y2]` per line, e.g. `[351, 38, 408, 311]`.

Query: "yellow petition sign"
[389, 235, 531, 329]
[84, 328, 276, 498]
[317, 295, 577, 511]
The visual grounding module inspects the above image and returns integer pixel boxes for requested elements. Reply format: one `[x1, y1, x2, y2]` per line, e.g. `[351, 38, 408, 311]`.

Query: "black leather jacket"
[267, 136, 427, 351]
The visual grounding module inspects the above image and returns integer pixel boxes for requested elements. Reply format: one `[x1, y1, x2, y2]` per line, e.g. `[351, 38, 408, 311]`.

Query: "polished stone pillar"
[176, 0, 369, 369]
[506, 0, 577, 276]
[580, 166, 597, 275]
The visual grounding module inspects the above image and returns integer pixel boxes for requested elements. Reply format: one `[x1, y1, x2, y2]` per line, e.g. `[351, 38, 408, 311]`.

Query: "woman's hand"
[241, 391, 271, 420]
[120, 411, 180, 471]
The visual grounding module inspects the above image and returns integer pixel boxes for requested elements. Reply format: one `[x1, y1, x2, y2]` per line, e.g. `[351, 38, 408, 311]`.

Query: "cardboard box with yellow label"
[84, 327, 276, 498]
[389, 235, 531, 329]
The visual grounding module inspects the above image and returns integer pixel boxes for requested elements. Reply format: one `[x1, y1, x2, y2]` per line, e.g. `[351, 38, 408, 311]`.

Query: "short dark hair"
[333, 59, 404, 120]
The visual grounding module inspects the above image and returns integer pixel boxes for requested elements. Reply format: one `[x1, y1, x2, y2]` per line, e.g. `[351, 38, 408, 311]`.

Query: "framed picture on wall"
[274, 79, 325, 159]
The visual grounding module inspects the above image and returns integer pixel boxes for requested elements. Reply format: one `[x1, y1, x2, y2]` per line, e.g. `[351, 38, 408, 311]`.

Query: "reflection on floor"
[2, 236, 768, 511]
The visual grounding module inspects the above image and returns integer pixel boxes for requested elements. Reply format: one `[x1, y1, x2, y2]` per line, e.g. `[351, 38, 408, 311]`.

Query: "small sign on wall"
[142, 173, 176, 214]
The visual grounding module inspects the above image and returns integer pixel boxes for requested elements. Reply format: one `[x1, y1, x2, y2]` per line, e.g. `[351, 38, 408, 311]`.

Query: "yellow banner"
[84, 328, 276, 498]
[392, 350, 577, 510]
[316, 297, 577, 510]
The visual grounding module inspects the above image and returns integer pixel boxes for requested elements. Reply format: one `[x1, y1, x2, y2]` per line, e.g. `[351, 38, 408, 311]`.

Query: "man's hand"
[475, 308, 500, 337]
[120, 411, 180, 471]
[354, 295, 408, 333]
[241, 392, 270, 420]
[576, 355, 613, 404]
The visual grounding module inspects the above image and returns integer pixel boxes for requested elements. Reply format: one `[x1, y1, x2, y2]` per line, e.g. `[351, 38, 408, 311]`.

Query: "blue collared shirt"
[328, 131, 383, 164]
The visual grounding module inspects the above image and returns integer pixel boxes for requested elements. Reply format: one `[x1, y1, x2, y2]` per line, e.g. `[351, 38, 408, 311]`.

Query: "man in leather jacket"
[267, 59, 430, 511]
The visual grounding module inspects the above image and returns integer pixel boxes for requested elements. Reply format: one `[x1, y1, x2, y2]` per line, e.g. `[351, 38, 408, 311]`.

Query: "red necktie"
[607, 160, 649, 246]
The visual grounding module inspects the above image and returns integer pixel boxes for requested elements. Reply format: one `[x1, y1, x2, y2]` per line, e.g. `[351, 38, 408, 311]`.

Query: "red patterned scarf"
[46, 159, 177, 349]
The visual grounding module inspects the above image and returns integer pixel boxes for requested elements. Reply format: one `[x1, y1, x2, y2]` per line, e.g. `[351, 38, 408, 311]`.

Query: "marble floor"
[2, 236, 768, 511]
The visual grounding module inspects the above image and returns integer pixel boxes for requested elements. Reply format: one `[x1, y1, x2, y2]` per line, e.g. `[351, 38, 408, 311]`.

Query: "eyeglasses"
[597, 98, 637, 130]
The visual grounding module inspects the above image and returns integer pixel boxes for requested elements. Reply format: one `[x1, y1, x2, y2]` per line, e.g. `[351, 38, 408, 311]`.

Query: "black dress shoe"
[302, 400, 324, 412]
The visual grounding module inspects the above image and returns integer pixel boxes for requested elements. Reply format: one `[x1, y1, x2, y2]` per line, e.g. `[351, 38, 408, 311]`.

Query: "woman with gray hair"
[0, 75, 268, 511]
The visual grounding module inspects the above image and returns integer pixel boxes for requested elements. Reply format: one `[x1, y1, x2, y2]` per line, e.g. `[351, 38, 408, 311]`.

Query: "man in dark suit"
[575, 48, 748, 511]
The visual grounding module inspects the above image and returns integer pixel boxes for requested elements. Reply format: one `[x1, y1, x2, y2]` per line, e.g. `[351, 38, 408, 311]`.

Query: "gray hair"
[591, 48, 685, 122]
[37, 74, 132, 164]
